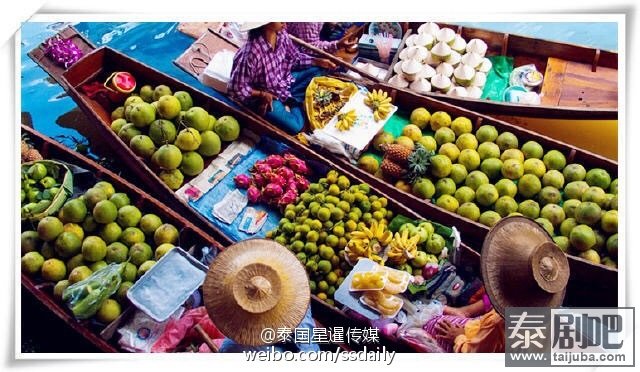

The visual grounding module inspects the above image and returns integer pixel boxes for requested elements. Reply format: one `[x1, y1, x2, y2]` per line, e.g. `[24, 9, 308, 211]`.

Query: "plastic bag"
[304, 77, 358, 130]
[481, 56, 514, 102]
[62, 263, 124, 320]
[118, 307, 185, 353]
[397, 300, 445, 352]
[151, 306, 225, 353]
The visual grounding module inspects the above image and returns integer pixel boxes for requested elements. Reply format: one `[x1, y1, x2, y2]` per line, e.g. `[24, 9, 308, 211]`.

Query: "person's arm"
[227, 49, 256, 103]
[443, 299, 487, 318]
[284, 31, 336, 70]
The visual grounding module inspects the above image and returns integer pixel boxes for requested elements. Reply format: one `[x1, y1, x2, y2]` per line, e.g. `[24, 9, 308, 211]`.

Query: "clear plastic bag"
[397, 300, 445, 352]
[62, 263, 124, 320]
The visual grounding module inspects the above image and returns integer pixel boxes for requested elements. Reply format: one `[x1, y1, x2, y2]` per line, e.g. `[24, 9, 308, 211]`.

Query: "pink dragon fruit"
[294, 175, 310, 192]
[288, 158, 309, 175]
[266, 173, 287, 187]
[276, 166, 295, 180]
[265, 155, 285, 168]
[263, 183, 284, 199]
[247, 185, 261, 204]
[277, 189, 298, 207]
[253, 163, 272, 175]
[234, 174, 251, 189]
[286, 179, 298, 193]
[283, 153, 299, 163]
[252, 173, 267, 187]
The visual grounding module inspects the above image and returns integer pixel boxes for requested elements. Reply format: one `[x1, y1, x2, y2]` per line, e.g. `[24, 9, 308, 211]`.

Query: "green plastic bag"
[481, 56, 514, 102]
[62, 263, 124, 320]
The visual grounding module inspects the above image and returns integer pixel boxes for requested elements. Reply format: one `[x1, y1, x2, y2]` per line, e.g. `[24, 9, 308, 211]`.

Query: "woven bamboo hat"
[203, 239, 310, 346]
[481, 216, 570, 317]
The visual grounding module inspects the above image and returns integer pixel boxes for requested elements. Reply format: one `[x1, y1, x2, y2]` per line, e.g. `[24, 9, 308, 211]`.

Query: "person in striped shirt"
[286, 22, 357, 56]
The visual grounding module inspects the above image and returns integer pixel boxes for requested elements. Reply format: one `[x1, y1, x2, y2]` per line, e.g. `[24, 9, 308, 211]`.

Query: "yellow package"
[305, 77, 358, 130]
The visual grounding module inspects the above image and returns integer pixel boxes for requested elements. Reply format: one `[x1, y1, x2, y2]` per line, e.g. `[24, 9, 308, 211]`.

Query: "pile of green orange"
[362, 107, 618, 268]
[266, 170, 393, 305]
[111, 84, 241, 190]
[21, 180, 179, 323]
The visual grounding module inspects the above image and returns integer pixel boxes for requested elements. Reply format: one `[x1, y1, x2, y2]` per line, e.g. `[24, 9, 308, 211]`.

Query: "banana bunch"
[345, 220, 393, 265]
[364, 89, 393, 122]
[361, 291, 403, 316]
[386, 229, 420, 265]
[335, 109, 357, 131]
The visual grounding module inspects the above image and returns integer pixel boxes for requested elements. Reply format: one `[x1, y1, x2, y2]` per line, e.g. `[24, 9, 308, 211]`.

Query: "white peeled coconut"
[445, 50, 461, 66]
[363, 63, 380, 77]
[414, 32, 435, 50]
[418, 22, 440, 37]
[420, 64, 437, 80]
[436, 28, 456, 45]
[399, 48, 409, 60]
[388, 74, 409, 88]
[393, 61, 403, 75]
[424, 51, 440, 67]
[461, 52, 484, 69]
[436, 62, 454, 78]
[430, 41, 452, 61]
[431, 73, 452, 93]
[451, 35, 467, 53]
[471, 71, 487, 87]
[401, 59, 423, 81]
[410, 78, 432, 93]
[478, 58, 493, 73]
[454, 64, 476, 86]
[466, 38, 488, 57]
[407, 46, 429, 62]
[466, 86, 483, 99]
[404, 34, 417, 48]
[447, 86, 468, 97]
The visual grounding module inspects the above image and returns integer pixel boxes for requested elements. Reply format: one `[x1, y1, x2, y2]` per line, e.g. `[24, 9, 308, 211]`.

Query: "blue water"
[20, 21, 618, 152]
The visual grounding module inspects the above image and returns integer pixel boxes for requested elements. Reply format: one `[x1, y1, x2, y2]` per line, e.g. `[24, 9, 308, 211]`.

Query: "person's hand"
[256, 91, 274, 116]
[443, 306, 468, 318]
[316, 58, 337, 70]
[434, 319, 465, 342]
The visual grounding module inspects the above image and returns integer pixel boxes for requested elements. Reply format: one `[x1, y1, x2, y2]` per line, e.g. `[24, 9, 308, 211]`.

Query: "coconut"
[418, 22, 440, 37]
[414, 33, 434, 50]
[466, 38, 488, 57]
[436, 28, 456, 45]
[430, 41, 452, 61]
[461, 52, 483, 69]
[436, 62, 454, 78]
[401, 59, 423, 81]
[448, 86, 468, 97]
[420, 64, 437, 80]
[431, 73, 452, 93]
[454, 64, 476, 86]
[410, 78, 432, 93]
[393, 61, 403, 75]
[399, 48, 409, 60]
[471, 71, 487, 87]
[408, 46, 429, 62]
[404, 34, 417, 47]
[424, 52, 440, 67]
[478, 58, 493, 73]
[389, 74, 410, 88]
[467, 86, 483, 99]
[445, 50, 461, 66]
[451, 35, 467, 53]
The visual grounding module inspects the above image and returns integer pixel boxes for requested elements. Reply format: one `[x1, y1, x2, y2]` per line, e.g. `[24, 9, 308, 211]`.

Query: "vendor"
[430, 217, 570, 353]
[202, 239, 320, 352]
[228, 22, 337, 134]
[286, 22, 357, 56]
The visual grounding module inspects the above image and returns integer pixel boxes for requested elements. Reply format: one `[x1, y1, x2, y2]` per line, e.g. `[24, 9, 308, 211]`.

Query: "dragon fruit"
[286, 179, 298, 192]
[253, 163, 272, 175]
[276, 166, 295, 180]
[294, 175, 310, 192]
[263, 183, 284, 199]
[278, 190, 298, 207]
[234, 174, 252, 189]
[251, 173, 266, 187]
[266, 173, 287, 187]
[283, 153, 299, 163]
[247, 185, 261, 204]
[265, 155, 285, 168]
[288, 158, 309, 175]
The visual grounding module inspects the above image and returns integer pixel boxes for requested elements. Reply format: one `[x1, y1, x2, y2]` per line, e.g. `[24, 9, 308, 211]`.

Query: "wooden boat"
[57, 47, 487, 343]
[289, 24, 618, 160]
[20, 124, 224, 353]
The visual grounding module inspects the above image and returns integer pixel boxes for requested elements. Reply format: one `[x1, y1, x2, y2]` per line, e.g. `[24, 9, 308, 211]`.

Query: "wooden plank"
[177, 22, 222, 39]
[174, 28, 240, 81]
[541, 57, 568, 106]
[558, 61, 618, 109]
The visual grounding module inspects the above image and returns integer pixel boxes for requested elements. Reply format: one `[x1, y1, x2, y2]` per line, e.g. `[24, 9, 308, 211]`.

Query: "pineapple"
[381, 143, 412, 166]
[407, 144, 434, 183]
[23, 148, 43, 162]
[381, 159, 406, 179]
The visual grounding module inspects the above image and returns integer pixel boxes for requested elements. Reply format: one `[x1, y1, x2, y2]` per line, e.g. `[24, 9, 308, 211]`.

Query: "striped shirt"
[228, 30, 313, 104]
[286, 22, 339, 55]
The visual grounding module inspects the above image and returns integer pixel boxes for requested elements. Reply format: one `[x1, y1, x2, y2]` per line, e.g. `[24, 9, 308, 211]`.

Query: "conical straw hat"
[481, 217, 570, 317]
[239, 22, 269, 32]
[203, 239, 310, 346]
